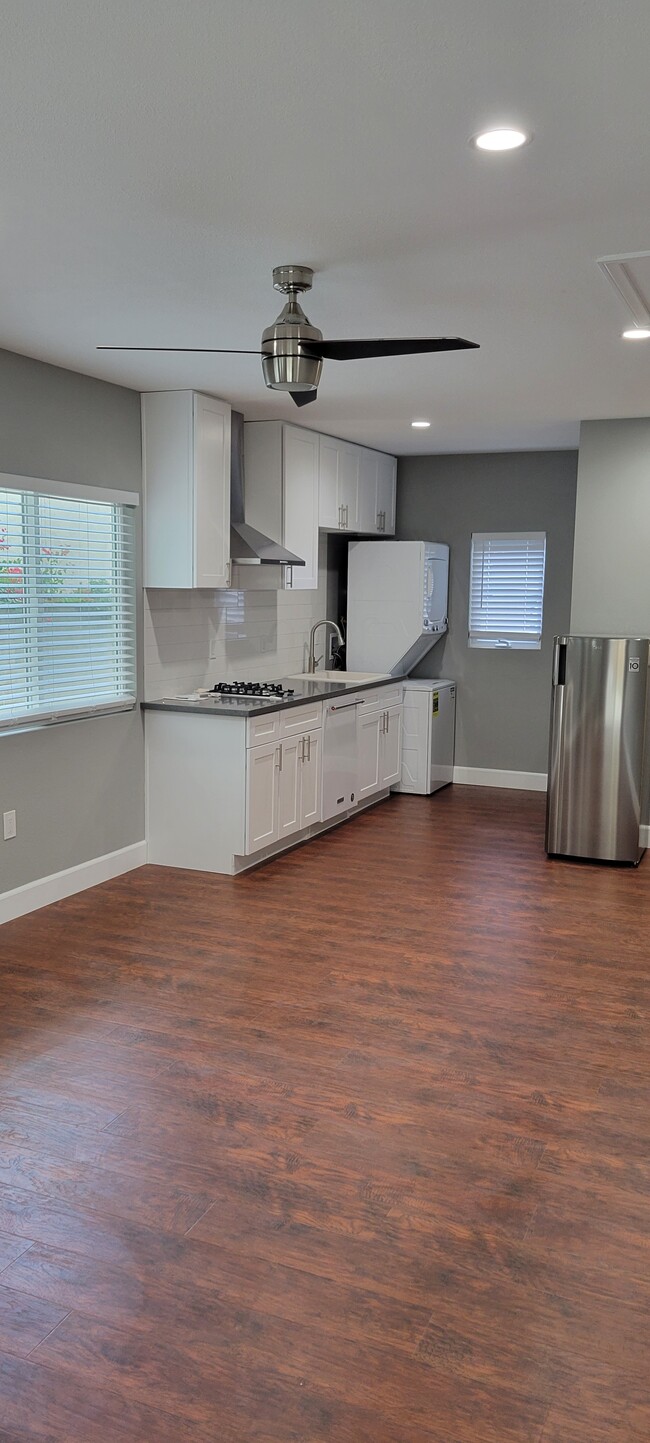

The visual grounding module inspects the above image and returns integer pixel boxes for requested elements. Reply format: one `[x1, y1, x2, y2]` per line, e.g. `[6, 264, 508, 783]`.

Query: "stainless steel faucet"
[307, 619, 344, 673]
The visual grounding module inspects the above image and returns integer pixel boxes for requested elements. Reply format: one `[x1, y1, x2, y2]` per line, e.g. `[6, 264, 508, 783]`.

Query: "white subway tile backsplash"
[144, 538, 331, 699]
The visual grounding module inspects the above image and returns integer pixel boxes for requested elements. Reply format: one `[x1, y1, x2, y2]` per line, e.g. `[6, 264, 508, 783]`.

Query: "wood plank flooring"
[0, 785, 649, 1442]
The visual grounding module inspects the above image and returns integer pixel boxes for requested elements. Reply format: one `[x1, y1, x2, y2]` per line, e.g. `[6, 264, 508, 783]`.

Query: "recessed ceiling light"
[622, 326, 650, 340]
[472, 127, 530, 152]
[411, 419, 431, 428]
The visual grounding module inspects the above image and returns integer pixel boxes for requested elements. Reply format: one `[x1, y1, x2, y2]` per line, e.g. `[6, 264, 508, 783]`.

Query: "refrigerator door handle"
[553, 641, 567, 686]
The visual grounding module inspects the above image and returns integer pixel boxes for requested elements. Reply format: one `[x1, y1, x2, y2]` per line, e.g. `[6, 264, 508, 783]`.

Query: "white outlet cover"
[3, 809, 17, 840]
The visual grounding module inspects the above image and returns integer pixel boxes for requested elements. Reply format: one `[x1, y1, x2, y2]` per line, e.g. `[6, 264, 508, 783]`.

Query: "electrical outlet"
[209, 637, 218, 661]
[3, 809, 17, 840]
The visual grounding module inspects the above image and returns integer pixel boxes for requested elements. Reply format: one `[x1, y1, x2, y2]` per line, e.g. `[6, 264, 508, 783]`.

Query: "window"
[0, 477, 137, 729]
[468, 532, 546, 649]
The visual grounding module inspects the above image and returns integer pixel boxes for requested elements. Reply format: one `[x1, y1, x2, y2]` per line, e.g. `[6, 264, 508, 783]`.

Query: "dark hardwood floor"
[0, 785, 649, 1442]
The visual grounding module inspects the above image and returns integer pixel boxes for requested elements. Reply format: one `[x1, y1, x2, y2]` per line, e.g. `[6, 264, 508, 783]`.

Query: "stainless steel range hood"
[229, 411, 305, 567]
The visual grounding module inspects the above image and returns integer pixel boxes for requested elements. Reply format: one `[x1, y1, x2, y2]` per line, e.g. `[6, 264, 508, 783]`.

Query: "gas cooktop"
[209, 680, 296, 700]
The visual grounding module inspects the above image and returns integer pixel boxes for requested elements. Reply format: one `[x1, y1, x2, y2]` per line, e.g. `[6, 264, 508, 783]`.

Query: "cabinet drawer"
[361, 685, 403, 712]
[247, 711, 280, 746]
[280, 701, 323, 737]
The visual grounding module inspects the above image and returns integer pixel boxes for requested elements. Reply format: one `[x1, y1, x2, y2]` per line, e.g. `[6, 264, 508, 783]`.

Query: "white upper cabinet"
[318, 436, 359, 532]
[357, 448, 397, 535]
[282, 426, 320, 590]
[376, 452, 397, 535]
[143, 391, 231, 589]
[319, 434, 396, 535]
[318, 436, 341, 529]
[243, 421, 320, 591]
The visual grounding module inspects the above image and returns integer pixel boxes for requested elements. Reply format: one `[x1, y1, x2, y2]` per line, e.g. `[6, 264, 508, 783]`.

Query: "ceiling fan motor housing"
[261, 272, 323, 391]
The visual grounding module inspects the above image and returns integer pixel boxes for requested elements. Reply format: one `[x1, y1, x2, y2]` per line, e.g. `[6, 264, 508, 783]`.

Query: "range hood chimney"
[229, 411, 305, 567]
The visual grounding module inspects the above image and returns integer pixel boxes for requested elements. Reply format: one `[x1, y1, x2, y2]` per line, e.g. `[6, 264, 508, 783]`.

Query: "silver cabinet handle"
[330, 699, 365, 711]
[338, 504, 344, 528]
[299, 737, 305, 762]
[307, 734, 311, 761]
[276, 744, 283, 770]
[344, 504, 349, 528]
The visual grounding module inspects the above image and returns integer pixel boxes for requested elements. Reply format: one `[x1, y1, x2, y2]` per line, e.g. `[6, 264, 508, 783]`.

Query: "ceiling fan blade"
[289, 390, 318, 407]
[302, 337, 479, 361]
[96, 347, 263, 354]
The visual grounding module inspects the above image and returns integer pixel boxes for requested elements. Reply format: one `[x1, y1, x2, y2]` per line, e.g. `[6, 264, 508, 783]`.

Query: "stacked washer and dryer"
[346, 540, 456, 795]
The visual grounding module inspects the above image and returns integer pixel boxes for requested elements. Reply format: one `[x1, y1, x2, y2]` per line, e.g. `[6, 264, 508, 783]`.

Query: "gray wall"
[396, 451, 578, 773]
[571, 418, 650, 634]
[0, 350, 143, 895]
[570, 417, 650, 827]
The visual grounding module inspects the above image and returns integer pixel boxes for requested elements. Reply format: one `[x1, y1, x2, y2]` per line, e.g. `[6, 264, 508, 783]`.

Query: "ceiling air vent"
[598, 251, 650, 328]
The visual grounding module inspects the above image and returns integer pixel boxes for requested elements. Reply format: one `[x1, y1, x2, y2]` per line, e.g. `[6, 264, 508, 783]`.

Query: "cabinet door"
[277, 736, 302, 840]
[339, 445, 360, 531]
[193, 394, 231, 588]
[142, 391, 194, 588]
[376, 453, 397, 535]
[245, 741, 281, 854]
[318, 437, 340, 528]
[357, 708, 383, 799]
[300, 729, 322, 827]
[357, 449, 380, 534]
[381, 704, 402, 786]
[283, 426, 319, 591]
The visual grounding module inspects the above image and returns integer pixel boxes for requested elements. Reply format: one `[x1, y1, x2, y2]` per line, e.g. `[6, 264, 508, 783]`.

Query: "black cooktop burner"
[210, 681, 295, 698]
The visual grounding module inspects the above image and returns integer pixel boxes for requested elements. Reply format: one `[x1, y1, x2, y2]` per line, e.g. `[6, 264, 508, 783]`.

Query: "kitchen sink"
[288, 670, 390, 685]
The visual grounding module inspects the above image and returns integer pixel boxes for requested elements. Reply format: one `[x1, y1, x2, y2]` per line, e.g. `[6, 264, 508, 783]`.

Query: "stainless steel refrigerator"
[546, 635, 649, 865]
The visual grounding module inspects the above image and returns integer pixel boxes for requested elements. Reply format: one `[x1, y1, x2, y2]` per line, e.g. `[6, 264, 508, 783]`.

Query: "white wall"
[571, 418, 650, 634]
[145, 538, 331, 697]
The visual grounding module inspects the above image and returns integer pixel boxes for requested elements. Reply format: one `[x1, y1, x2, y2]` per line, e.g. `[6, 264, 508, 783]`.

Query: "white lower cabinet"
[357, 708, 383, 800]
[382, 704, 403, 785]
[246, 726, 323, 854]
[246, 740, 282, 852]
[300, 729, 322, 826]
[357, 700, 402, 799]
[278, 733, 302, 840]
[146, 686, 401, 877]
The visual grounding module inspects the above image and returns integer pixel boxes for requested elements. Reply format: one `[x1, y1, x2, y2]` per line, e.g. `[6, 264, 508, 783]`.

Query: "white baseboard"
[453, 766, 548, 792]
[0, 840, 147, 926]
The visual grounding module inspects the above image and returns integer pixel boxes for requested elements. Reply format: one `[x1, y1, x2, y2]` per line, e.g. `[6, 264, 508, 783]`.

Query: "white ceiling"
[1, 0, 650, 454]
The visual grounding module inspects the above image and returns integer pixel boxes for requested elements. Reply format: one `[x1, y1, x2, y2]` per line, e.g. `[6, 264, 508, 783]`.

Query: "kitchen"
[142, 392, 453, 873]
[1, 5, 650, 1442]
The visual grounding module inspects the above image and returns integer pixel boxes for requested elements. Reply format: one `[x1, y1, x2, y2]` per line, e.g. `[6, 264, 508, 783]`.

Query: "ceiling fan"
[98, 264, 479, 407]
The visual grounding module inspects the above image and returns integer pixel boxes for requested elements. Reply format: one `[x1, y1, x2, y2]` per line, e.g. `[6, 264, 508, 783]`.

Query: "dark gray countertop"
[142, 674, 402, 719]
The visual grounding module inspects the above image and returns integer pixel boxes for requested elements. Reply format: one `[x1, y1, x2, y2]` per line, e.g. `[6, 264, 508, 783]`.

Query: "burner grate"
[209, 681, 295, 699]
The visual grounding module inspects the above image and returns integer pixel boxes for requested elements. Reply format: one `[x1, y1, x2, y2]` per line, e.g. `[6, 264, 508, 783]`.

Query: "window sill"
[0, 700, 138, 738]
[468, 640, 542, 651]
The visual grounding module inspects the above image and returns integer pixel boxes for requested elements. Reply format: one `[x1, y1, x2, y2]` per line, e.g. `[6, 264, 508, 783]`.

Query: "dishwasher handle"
[328, 699, 365, 712]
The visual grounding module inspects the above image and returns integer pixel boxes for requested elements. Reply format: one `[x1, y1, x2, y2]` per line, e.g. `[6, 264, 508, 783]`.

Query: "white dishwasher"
[321, 693, 365, 820]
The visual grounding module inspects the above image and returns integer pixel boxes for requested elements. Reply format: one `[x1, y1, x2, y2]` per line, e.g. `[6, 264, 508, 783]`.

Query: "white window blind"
[468, 531, 546, 649]
[0, 483, 137, 729]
